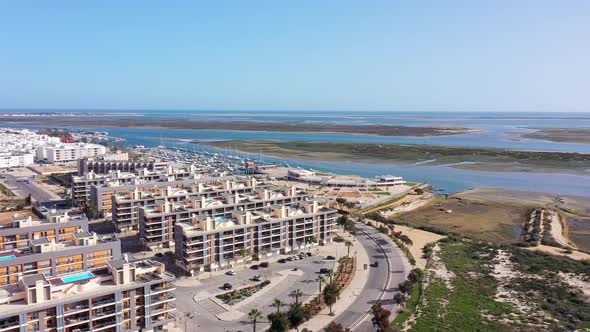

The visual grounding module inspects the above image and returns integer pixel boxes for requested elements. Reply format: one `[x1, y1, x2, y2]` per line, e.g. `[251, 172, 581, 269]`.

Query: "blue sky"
[0, 1, 588, 112]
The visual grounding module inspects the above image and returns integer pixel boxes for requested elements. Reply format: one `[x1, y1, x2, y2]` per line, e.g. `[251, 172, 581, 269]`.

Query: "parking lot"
[172, 243, 346, 332]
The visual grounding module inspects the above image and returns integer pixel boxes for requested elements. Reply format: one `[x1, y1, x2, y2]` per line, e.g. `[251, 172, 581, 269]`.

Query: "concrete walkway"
[297, 233, 371, 331]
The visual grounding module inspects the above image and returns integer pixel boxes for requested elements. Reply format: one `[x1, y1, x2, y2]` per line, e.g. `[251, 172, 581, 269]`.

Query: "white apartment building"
[0, 153, 34, 169]
[36, 143, 106, 163]
[0, 128, 60, 168]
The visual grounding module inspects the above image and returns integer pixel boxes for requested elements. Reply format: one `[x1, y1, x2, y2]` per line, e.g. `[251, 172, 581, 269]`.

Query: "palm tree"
[316, 275, 325, 303]
[289, 289, 304, 305]
[326, 270, 336, 283]
[345, 240, 353, 257]
[248, 308, 263, 332]
[272, 298, 286, 313]
[239, 248, 250, 268]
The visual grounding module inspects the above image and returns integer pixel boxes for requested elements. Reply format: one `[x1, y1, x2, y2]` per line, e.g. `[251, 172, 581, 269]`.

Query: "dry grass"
[396, 197, 525, 244]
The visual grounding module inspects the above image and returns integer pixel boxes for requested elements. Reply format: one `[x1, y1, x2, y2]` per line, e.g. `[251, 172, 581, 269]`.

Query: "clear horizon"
[1, 1, 589, 112]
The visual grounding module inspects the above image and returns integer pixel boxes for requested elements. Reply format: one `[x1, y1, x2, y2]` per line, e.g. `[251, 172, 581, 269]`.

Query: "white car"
[226, 270, 236, 276]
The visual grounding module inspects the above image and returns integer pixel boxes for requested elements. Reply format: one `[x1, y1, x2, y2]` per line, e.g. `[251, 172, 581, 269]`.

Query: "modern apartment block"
[139, 185, 313, 250]
[0, 257, 176, 332]
[71, 164, 203, 207]
[112, 176, 260, 232]
[174, 200, 338, 275]
[36, 143, 107, 164]
[0, 211, 88, 251]
[0, 210, 120, 285]
[77, 157, 168, 176]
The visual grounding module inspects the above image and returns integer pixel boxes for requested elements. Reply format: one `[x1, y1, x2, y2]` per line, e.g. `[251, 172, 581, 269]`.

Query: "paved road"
[333, 222, 410, 332]
[173, 251, 337, 332]
[1, 173, 61, 202]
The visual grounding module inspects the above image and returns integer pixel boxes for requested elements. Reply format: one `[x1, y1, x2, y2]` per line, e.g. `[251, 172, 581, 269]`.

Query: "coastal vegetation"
[522, 126, 590, 143]
[398, 238, 590, 331]
[203, 140, 590, 173]
[0, 117, 475, 137]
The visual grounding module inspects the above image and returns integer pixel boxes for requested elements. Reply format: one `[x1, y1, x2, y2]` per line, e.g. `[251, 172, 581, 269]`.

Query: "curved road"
[332, 222, 410, 331]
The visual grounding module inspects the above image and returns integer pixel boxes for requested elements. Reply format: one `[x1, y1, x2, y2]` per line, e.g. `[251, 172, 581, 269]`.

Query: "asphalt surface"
[333, 222, 410, 332]
[1, 173, 61, 202]
[173, 252, 337, 332]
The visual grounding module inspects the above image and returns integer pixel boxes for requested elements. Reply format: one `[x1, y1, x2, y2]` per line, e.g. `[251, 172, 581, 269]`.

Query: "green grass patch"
[392, 279, 422, 327]
[0, 183, 15, 197]
[361, 194, 407, 212]
[408, 241, 516, 331]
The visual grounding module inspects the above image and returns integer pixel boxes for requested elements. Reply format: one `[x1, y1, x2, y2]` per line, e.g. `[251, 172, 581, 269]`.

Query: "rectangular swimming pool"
[61, 272, 95, 283]
[0, 255, 16, 261]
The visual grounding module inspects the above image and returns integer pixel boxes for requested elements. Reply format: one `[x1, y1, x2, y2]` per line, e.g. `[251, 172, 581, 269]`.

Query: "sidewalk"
[297, 233, 371, 331]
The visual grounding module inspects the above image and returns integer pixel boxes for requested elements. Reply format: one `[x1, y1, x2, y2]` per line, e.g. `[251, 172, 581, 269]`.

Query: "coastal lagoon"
[3, 110, 590, 196]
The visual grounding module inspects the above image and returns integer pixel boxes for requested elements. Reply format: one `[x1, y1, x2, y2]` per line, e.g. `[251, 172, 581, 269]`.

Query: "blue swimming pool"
[0, 255, 16, 261]
[61, 272, 95, 283]
[215, 216, 229, 222]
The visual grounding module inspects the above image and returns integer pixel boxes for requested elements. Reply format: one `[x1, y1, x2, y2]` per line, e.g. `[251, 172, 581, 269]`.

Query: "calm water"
[2, 110, 590, 196]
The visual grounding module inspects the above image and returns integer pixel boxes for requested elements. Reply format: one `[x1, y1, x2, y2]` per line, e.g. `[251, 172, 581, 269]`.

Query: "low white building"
[0, 153, 34, 168]
[36, 143, 106, 163]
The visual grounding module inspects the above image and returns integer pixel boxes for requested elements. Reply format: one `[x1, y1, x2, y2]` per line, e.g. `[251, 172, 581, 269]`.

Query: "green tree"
[371, 303, 391, 331]
[239, 247, 250, 268]
[414, 188, 424, 195]
[289, 289, 304, 305]
[83, 204, 98, 219]
[272, 298, 286, 313]
[344, 240, 353, 257]
[336, 215, 348, 230]
[323, 283, 340, 316]
[267, 311, 289, 332]
[336, 197, 347, 210]
[324, 321, 351, 332]
[316, 275, 325, 303]
[344, 219, 355, 235]
[287, 303, 309, 332]
[248, 308, 263, 332]
[408, 268, 424, 284]
[326, 270, 336, 283]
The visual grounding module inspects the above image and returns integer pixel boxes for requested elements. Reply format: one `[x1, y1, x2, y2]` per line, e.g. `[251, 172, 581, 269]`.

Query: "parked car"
[260, 262, 269, 268]
[306, 252, 313, 257]
[292, 256, 300, 260]
[252, 275, 262, 282]
[297, 253, 306, 259]
[155, 253, 164, 258]
[226, 270, 236, 276]
[319, 268, 331, 274]
[222, 283, 232, 290]
[326, 255, 335, 260]
[278, 258, 287, 263]
[250, 264, 259, 270]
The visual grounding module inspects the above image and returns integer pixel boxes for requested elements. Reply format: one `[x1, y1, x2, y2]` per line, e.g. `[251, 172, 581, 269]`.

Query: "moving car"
[252, 275, 262, 281]
[319, 268, 331, 274]
[326, 255, 335, 260]
[226, 270, 236, 276]
[223, 283, 232, 290]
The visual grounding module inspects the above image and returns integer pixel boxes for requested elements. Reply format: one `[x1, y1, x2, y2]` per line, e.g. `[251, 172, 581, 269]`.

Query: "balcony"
[151, 304, 176, 315]
[64, 317, 90, 328]
[91, 298, 116, 308]
[151, 294, 175, 304]
[92, 320, 117, 331]
[0, 321, 19, 331]
[64, 304, 90, 315]
[151, 284, 176, 293]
